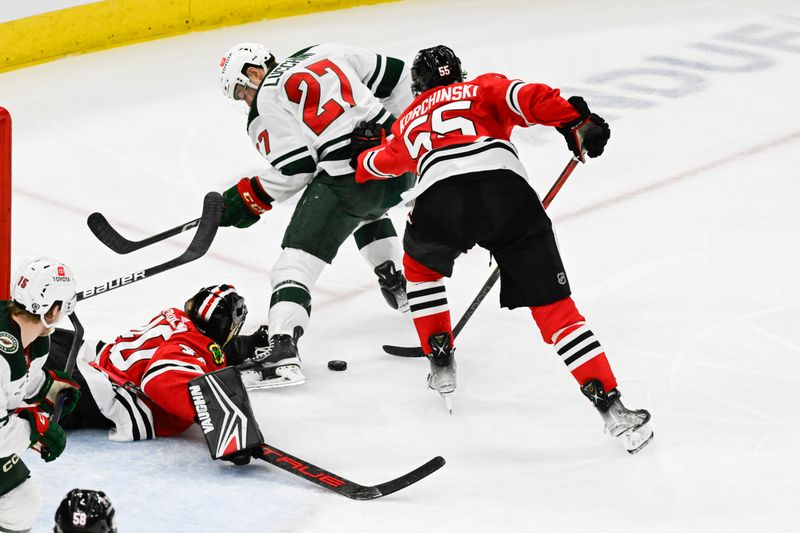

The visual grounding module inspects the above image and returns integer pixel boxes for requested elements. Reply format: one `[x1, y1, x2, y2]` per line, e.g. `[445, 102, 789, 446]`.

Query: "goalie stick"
[78, 192, 223, 301]
[255, 443, 445, 500]
[190, 368, 445, 500]
[383, 155, 581, 357]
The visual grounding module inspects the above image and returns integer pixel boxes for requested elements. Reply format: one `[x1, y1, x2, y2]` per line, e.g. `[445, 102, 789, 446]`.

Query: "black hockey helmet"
[53, 489, 117, 533]
[410, 45, 466, 96]
[184, 284, 248, 347]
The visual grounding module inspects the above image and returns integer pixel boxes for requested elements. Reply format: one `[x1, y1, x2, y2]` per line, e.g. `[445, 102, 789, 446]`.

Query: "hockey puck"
[327, 360, 347, 371]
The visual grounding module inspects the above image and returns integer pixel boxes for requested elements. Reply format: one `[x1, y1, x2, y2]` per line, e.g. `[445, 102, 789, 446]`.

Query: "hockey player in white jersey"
[217, 43, 414, 389]
[0, 258, 80, 532]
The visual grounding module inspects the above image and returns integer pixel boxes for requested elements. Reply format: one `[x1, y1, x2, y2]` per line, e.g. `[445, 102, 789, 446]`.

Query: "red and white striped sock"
[403, 253, 453, 354]
[530, 297, 617, 392]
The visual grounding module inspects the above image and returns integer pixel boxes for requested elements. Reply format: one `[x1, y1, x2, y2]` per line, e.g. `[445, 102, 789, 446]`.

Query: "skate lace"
[253, 336, 277, 362]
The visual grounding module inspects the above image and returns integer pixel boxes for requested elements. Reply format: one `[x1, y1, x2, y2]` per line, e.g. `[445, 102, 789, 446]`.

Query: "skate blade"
[623, 421, 654, 454]
[441, 392, 454, 415]
[242, 365, 306, 390]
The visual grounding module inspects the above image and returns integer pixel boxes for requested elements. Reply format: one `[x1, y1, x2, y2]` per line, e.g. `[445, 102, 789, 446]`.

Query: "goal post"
[0, 107, 10, 299]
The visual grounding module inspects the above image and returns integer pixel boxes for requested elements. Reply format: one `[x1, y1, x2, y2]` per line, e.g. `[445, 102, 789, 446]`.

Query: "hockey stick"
[384, 155, 581, 357]
[88, 212, 201, 254]
[78, 192, 224, 301]
[51, 311, 85, 422]
[255, 444, 445, 500]
[191, 368, 446, 500]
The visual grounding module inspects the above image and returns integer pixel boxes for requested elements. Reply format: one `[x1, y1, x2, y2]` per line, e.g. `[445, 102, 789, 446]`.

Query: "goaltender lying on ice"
[44, 284, 444, 499]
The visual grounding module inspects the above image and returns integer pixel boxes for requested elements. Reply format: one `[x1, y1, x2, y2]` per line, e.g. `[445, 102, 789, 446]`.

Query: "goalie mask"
[11, 257, 77, 328]
[53, 488, 117, 533]
[410, 45, 466, 96]
[185, 284, 248, 347]
[219, 42, 276, 100]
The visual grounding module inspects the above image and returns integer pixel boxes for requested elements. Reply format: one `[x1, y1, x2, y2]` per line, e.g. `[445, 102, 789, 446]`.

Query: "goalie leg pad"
[189, 367, 263, 463]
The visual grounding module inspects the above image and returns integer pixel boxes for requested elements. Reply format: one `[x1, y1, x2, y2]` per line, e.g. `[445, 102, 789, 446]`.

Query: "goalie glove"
[17, 407, 67, 463]
[220, 177, 274, 229]
[556, 96, 611, 162]
[27, 368, 81, 418]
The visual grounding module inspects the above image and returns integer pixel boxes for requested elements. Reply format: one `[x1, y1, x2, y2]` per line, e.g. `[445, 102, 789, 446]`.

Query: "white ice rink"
[2, 0, 799, 530]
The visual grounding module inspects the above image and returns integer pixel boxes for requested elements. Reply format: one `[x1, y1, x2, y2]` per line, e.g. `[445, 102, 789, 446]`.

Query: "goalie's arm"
[138, 346, 210, 435]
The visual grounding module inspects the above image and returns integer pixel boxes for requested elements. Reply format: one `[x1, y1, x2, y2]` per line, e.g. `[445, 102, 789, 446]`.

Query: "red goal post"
[0, 107, 10, 299]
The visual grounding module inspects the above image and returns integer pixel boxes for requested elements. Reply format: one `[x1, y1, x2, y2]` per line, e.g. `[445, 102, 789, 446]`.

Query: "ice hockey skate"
[426, 333, 456, 413]
[239, 329, 306, 390]
[581, 380, 653, 454]
[374, 260, 409, 313]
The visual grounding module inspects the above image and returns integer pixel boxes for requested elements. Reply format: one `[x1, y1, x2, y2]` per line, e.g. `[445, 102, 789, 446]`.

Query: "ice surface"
[1, 0, 799, 530]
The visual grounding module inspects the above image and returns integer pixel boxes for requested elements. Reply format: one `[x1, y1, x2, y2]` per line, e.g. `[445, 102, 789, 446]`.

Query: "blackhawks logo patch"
[0, 332, 19, 354]
[208, 342, 225, 365]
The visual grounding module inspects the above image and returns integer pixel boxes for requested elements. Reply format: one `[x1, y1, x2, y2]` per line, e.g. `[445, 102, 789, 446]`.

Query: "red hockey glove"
[220, 177, 274, 229]
[28, 369, 81, 417]
[17, 407, 67, 462]
[556, 96, 611, 162]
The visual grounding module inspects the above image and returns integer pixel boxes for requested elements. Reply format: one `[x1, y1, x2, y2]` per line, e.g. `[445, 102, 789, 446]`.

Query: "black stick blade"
[371, 455, 446, 499]
[383, 344, 425, 357]
[87, 212, 133, 254]
[87, 211, 202, 254]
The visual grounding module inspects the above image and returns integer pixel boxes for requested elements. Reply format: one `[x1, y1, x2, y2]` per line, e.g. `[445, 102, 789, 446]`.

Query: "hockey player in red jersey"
[352, 45, 653, 453]
[46, 284, 254, 441]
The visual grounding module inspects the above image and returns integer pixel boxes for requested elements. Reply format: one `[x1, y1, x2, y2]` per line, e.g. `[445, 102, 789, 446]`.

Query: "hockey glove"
[349, 120, 386, 170]
[556, 96, 611, 161]
[17, 407, 67, 462]
[220, 177, 274, 229]
[28, 369, 81, 417]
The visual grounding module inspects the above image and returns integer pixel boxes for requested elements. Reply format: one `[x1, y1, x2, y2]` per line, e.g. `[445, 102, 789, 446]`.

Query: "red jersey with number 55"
[355, 73, 580, 203]
[92, 308, 227, 436]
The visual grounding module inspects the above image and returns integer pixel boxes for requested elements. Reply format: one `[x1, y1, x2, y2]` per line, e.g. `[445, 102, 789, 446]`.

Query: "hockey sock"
[269, 248, 324, 337]
[404, 253, 452, 354]
[530, 297, 617, 392]
[353, 217, 401, 269]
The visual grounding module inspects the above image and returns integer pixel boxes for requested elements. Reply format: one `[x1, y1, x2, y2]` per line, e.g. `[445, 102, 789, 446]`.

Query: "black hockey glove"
[227, 325, 269, 367]
[349, 121, 386, 169]
[556, 96, 611, 160]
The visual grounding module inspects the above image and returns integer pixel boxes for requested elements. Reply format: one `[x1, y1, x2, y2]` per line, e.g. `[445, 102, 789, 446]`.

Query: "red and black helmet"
[410, 45, 466, 96]
[184, 284, 248, 347]
[53, 489, 116, 533]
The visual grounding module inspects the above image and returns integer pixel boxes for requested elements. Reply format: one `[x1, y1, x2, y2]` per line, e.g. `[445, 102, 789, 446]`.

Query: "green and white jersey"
[0, 302, 48, 458]
[247, 43, 412, 201]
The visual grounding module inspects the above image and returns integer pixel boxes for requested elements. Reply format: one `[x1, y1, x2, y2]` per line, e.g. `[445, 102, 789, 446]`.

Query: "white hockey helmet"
[219, 43, 275, 100]
[11, 257, 77, 327]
